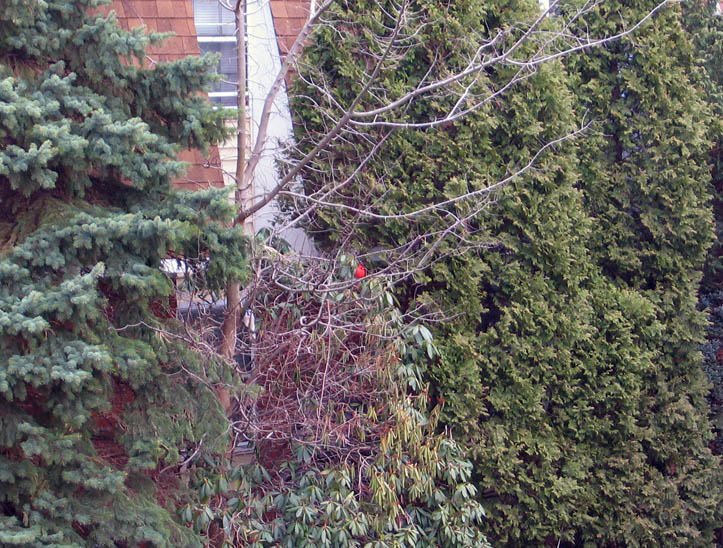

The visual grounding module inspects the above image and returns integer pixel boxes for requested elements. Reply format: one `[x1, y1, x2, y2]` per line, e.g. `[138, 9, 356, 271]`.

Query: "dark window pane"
[214, 95, 238, 107]
[200, 41, 238, 97]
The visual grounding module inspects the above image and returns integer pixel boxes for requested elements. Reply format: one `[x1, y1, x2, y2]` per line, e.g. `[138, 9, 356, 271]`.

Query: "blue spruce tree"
[0, 1, 245, 545]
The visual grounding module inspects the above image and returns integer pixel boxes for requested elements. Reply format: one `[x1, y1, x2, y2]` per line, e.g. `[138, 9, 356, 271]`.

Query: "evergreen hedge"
[683, 0, 723, 456]
[290, 0, 723, 545]
[565, 0, 723, 541]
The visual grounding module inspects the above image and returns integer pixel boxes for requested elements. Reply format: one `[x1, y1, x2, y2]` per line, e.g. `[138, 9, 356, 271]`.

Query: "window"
[192, 0, 244, 107]
[193, 0, 235, 36]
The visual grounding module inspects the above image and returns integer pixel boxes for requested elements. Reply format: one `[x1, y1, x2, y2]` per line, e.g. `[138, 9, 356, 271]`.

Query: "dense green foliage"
[0, 1, 246, 545]
[683, 0, 723, 455]
[290, 0, 722, 545]
[565, 0, 723, 541]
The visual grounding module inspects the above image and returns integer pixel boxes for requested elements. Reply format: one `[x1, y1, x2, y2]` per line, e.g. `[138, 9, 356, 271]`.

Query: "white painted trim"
[197, 35, 238, 43]
[208, 91, 239, 97]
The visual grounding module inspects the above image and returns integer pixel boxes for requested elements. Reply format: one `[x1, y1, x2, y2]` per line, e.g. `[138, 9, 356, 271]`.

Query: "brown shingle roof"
[99, 0, 316, 190]
[104, 0, 225, 189]
[269, 0, 312, 61]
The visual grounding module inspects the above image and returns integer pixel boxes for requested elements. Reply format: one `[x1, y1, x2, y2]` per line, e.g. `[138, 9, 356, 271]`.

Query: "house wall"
[245, 0, 315, 252]
[106, 0, 226, 190]
[269, 0, 311, 69]
[107, 0, 314, 252]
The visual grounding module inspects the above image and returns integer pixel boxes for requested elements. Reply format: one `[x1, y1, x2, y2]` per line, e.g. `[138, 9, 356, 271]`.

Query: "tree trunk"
[219, 0, 249, 413]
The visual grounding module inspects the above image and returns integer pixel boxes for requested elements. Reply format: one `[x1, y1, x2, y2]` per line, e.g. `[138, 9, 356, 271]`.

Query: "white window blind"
[192, 0, 244, 107]
[192, 0, 235, 36]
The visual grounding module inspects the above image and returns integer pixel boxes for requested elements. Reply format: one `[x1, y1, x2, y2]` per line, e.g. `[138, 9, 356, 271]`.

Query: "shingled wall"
[102, 0, 315, 191]
[106, 0, 225, 190]
[269, 0, 311, 60]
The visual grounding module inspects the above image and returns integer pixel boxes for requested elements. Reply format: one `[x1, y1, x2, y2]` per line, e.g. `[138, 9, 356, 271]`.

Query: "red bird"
[354, 264, 367, 279]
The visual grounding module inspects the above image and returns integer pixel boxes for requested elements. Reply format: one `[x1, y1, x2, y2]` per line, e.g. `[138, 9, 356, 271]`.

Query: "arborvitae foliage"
[683, 0, 723, 455]
[290, 0, 722, 545]
[564, 0, 723, 541]
[0, 1, 245, 546]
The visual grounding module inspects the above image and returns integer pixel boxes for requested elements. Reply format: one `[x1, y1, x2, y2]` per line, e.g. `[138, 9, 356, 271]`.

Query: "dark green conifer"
[0, 1, 245, 545]
[683, 0, 723, 455]
[563, 0, 723, 543]
[290, 0, 722, 545]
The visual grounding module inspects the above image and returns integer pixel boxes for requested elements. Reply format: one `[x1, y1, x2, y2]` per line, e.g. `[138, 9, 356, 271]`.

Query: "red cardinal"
[354, 264, 367, 279]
